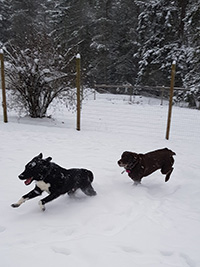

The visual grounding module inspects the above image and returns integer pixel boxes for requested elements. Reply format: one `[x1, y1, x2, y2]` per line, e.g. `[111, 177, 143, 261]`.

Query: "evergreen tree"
[89, 0, 139, 86]
[51, 0, 93, 84]
[135, 0, 187, 87]
[0, 0, 12, 44]
[182, 0, 200, 107]
[8, 0, 40, 48]
[110, 0, 139, 85]
[88, 0, 114, 85]
[1, 0, 200, 108]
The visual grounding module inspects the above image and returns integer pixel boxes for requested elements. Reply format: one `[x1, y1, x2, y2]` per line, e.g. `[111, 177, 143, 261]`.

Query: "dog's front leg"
[38, 192, 60, 211]
[11, 186, 43, 208]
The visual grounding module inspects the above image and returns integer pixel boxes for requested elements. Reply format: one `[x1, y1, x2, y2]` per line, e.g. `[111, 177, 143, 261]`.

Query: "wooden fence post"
[76, 53, 81, 131]
[0, 50, 8, 123]
[166, 61, 176, 140]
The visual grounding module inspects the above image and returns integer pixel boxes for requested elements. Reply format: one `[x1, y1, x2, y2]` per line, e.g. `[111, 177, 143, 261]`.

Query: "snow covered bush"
[4, 41, 74, 118]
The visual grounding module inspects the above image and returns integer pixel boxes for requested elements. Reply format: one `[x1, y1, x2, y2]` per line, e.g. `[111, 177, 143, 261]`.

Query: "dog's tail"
[171, 151, 176, 156]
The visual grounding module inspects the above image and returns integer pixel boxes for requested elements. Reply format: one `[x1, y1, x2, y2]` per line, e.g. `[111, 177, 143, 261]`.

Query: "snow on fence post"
[166, 61, 176, 140]
[76, 53, 81, 131]
[0, 50, 8, 123]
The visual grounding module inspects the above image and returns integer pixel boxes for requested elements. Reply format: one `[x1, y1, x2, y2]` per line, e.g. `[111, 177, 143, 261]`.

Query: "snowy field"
[0, 92, 200, 267]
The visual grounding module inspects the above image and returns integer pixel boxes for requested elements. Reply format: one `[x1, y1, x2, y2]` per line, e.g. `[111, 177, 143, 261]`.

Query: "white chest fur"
[36, 181, 50, 193]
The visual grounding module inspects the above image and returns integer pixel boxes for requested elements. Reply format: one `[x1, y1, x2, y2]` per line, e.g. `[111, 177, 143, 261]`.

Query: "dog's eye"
[28, 162, 36, 168]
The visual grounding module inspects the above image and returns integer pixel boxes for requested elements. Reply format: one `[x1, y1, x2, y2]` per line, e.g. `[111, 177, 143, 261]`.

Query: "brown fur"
[118, 148, 176, 184]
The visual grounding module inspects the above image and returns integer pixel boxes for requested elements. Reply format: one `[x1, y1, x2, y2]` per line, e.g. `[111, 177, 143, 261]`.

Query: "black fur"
[11, 153, 96, 211]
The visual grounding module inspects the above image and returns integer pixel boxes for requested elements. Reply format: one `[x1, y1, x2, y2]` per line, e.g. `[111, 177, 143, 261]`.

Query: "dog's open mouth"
[118, 162, 127, 168]
[24, 178, 33, 185]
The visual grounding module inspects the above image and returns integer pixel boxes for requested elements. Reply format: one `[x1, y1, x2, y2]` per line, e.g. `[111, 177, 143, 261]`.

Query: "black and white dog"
[11, 153, 97, 211]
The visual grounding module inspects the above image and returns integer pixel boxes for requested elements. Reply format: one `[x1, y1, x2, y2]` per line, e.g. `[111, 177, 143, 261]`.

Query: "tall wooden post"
[76, 53, 81, 131]
[166, 61, 176, 140]
[0, 50, 8, 123]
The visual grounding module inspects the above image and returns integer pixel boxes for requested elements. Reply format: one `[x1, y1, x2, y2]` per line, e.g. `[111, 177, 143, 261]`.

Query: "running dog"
[11, 153, 97, 211]
[118, 148, 176, 184]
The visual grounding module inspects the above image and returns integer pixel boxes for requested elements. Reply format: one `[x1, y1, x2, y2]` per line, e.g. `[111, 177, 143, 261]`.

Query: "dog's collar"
[121, 169, 131, 174]
[121, 161, 139, 174]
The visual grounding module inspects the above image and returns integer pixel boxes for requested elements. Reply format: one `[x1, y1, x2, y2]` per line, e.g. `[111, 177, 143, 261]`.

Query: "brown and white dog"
[118, 148, 176, 184]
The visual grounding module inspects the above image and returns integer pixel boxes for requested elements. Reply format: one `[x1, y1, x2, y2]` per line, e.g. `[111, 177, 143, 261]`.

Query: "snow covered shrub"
[4, 41, 74, 118]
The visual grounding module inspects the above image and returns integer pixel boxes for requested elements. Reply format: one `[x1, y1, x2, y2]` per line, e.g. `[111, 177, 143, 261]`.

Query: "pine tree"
[89, 0, 139, 86]
[135, 0, 185, 87]
[110, 0, 139, 85]
[0, 0, 12, 44]
[2, 0, 200, 108]
[182, 0, 200, 107]
[7, 0, 40, 48]
[51, 0, 93, 84]
[88, 0, 114, 85]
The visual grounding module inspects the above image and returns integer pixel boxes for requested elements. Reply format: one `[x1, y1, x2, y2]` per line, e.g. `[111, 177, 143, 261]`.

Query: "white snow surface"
[0, 92, 200, 267]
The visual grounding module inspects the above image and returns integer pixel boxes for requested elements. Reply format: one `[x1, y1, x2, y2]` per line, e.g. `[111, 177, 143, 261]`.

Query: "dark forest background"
[0, 0, 200, 112]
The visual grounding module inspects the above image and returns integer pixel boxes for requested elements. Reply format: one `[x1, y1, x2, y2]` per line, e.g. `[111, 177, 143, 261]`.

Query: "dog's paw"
[38, 200, 46, 211]
[11, 203, 20, 208]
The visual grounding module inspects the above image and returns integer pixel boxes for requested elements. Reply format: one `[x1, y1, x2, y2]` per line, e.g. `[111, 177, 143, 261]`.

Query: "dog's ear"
[45, 157, 52, 162]
[38, 153, 43, 159]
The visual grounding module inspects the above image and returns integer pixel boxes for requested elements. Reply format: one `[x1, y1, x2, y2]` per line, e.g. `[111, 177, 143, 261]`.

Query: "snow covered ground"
[0, 92, 200, 267]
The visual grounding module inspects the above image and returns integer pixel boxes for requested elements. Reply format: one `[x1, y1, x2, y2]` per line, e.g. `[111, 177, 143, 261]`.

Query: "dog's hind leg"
[133, 180, 141, 185]
[67, 188, 78, 197]
[81, 184, 97, 196]
[165, 168, 173, 182]
[161, 162, 174, 182]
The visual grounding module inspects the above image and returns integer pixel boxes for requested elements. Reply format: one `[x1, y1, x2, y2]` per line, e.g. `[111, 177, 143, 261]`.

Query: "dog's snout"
[18, 174, 24, 179]
[118, 160, 122, 165]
